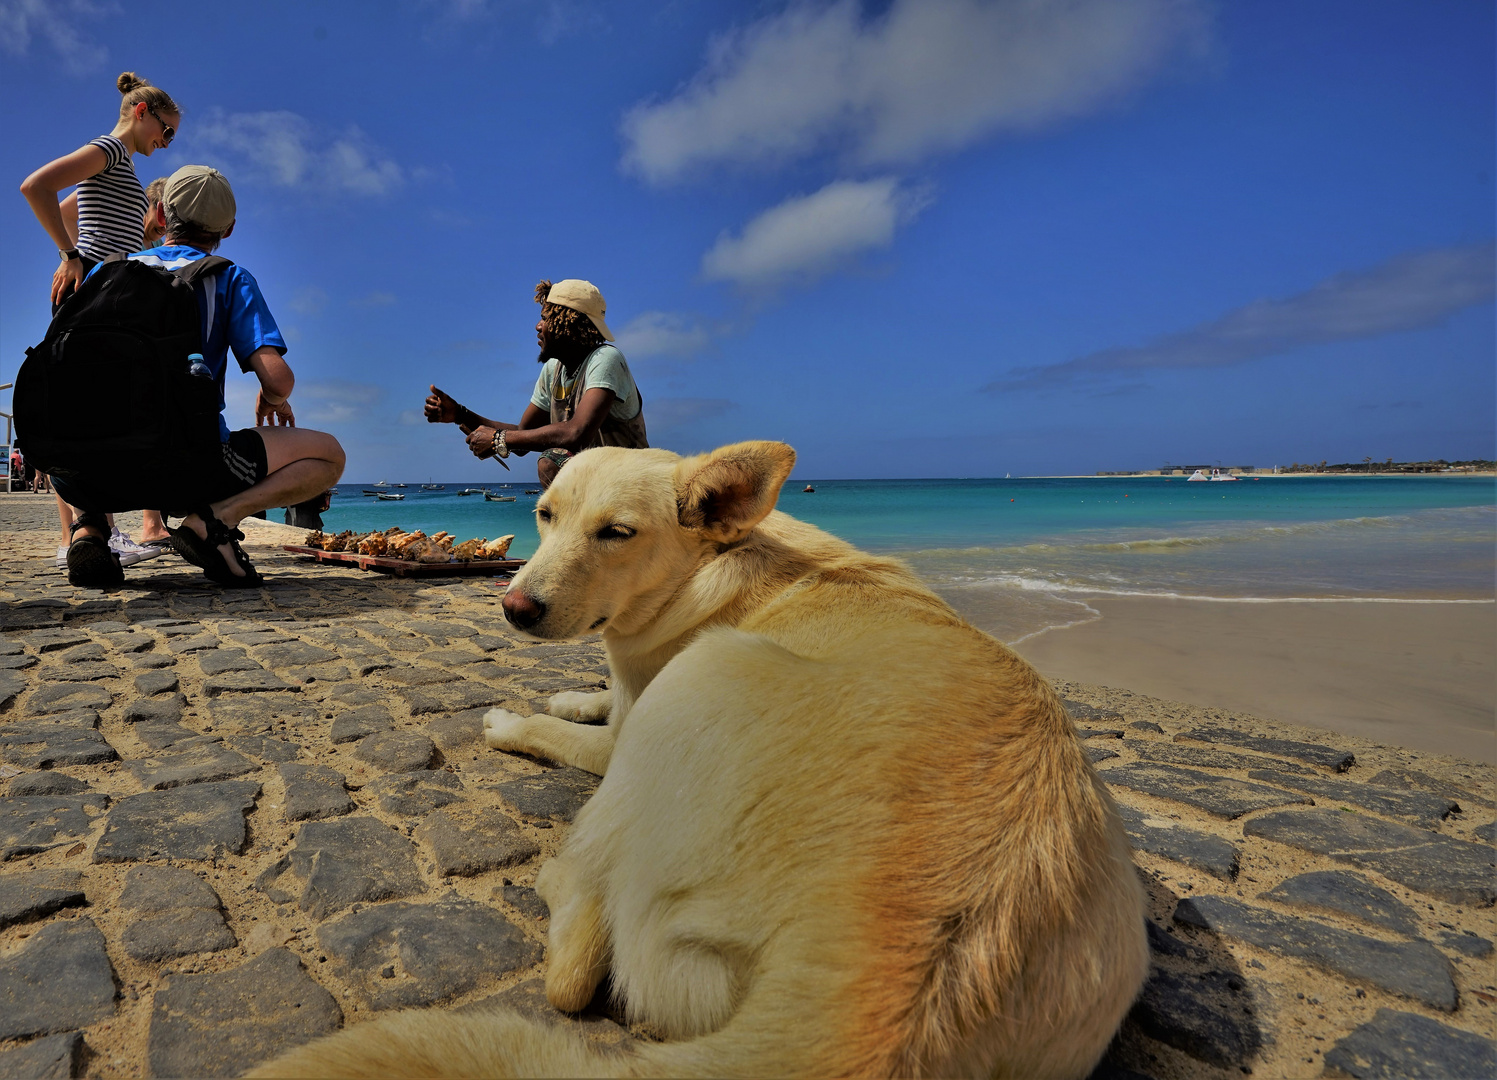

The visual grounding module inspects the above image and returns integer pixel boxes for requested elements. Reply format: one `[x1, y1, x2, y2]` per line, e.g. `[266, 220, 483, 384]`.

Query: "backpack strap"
[172, 255, 233, 285]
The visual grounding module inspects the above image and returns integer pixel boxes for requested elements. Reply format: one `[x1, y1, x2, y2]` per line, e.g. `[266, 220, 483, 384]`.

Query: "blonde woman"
[21, 71, 179, 310]
[20, 72, 180, 564]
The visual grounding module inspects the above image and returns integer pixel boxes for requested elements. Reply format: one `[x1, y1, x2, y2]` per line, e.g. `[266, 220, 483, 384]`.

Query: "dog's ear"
[676, 441, 796, 544]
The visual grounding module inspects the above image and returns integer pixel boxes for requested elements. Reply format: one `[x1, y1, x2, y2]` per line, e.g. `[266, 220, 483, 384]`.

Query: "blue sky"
[1, 0, 1492, 480]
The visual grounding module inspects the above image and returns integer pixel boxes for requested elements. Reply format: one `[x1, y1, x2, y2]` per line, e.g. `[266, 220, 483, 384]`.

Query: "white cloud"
[0, 0, 113, 72]
[181, 110, 405, 196]
[985, 242, 1497, 391]
[622, 0, 1207, 183]
[294, 381, 385, 426]
[288, 287, 328, 316]
[701, 177, 925, 287]
[615, 311, 717, 359]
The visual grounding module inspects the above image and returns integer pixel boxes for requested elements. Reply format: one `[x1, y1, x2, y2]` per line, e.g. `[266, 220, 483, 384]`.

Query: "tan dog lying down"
[254, 441, 1148, 1078]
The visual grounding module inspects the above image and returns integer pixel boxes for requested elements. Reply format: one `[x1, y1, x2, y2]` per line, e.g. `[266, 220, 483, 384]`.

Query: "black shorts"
[204, 428, 269, 503]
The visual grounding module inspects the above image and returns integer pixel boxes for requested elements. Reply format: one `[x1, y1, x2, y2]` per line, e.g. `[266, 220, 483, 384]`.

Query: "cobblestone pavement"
[1, 498, 1493, 1078]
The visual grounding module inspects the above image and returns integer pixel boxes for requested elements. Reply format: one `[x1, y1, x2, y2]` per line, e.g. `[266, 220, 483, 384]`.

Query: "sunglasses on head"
[146, 105, 175, 145]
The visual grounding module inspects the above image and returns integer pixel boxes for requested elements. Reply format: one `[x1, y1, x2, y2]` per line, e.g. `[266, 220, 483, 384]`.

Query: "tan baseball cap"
[163, 165, 237, 232]
[545, 279, 614, 340]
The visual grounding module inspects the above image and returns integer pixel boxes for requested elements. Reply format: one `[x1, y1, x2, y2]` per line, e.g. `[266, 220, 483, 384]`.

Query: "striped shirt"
[74, 136, 147, 261]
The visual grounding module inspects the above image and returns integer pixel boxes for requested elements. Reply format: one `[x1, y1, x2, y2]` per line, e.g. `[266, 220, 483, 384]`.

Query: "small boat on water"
[377, 492, 405, 501]
[803, 485, 815, 493]
[1187, 468, 1238, 482]
[524, 489, 540, 495]
[394, 483, 407, 488]
[361, 490, 382, 497]
[484, 492, 516, 502]
[420, 483, 444, 491]
[456, 488, 485, 496]
[373, 480, 389, 487]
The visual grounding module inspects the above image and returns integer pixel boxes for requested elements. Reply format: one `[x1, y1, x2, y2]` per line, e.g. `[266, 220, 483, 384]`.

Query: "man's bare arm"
[466, 389, 615, 459]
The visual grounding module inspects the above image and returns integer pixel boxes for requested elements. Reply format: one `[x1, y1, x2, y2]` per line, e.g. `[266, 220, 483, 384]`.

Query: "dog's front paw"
[548, 690, 608, 722]
[483, 708, 529, 752]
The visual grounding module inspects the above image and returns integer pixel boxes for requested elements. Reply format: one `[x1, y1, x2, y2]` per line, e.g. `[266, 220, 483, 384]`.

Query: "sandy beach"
[940, 591, 1496, 764]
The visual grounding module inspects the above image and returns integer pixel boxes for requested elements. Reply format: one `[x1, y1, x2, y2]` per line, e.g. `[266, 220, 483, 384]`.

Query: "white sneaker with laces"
[109, 528, 164, 567]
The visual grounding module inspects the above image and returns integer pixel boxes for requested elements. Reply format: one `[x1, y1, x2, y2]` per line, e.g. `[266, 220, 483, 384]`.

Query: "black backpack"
[14, 253, 231, 515]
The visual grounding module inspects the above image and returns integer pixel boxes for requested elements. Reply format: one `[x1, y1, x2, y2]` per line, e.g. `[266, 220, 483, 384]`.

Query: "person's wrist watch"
[60, 248, 80, 261]
[491, 430, 510, 458]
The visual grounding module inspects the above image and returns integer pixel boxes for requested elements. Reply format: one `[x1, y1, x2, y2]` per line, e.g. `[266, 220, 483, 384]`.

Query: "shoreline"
[942, 591, 1496, 764]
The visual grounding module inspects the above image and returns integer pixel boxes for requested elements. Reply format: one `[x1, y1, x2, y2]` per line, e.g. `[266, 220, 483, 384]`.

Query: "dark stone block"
[1, 793, 108, 859]
[1369, 767, 1494, 810]
[1114, 804, 1240, 881]
[225, 733, 302, 762]
[384, 665, 461, 687]
[1100, 762, 1311, 819]
[146, 948, 342, 1078]
[279, 762, 353, 822]
[1174, 727, 1354, 771]
[1246, 770, 1458, 825]
[54, 643, 106, 663]
[206, 695, 318, 735]
[1085, 747, 1119, 764]
[132, 722, 205, 751]
[0, 919, 116, 1039]
[408, 620, 479, 641]
[1323, 1008, 1495, 1080]
[492, 766, 600, 822]
[0, 724, 117, 768]
[35, 660, 118, 683]
[122, 694, 187, 725]
[197, 648, 262, 676]
[1438, 930, 1493, 958]
[418, 649, 491, 668]
[0, 870, 86, 930]
[327, 684, 385, 706]
[1062, 699, 1126, 723]
[127, 741, 258, 790]
[168, 632, 221, 654]
[1174, 895, 1455, 1010]
[367, 771, 465, 816]
[0, 672, 25, 712]
[399, 680, 508, 716]
[93, 780, 260, 862]
[26, 684, 111, 716]
[256, 816, 424, 918]
[123, 907, 236, 962]
[0, 1030, 85, 1079]
[502, 884, 548, 922]
[119, 864, 222, 912]
[417, 808, 540, 876]
[1261, 870, 1420, 937]
[1076, 727, 1124, 740]
[514, 672, 606, 696]
[133, 670, 179, 696]
[253, 642, 338, 668]
[1473, 820, 1495, 843]
[424, 709, 486, 750]
[25, 630, 90, 653]
[318, 899, 543, 1011]
[1128, 967, 1260, 1068]
[203, 671, 299, 695]
[0, 653, 37, 670]
[354, 731, 435, 773]
[1244, 809, 1496, 906]
[329, 705, 394, 744]
[471, 634, 511, 652]
[7, 773, 89, 797]
[131, 653, 176, 670]
[225, 629, 296, 646]
[1131, 742, 1312, 775]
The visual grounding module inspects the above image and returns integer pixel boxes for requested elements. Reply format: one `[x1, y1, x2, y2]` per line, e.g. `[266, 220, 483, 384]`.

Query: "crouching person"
[21, 165, 344, 589]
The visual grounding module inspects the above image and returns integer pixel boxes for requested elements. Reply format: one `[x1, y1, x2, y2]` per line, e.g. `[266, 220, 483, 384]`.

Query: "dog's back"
[253, 445, 1147, 1079]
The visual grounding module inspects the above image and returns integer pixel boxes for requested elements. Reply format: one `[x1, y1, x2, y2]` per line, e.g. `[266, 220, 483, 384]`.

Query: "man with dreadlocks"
[424, 279, 648, 488]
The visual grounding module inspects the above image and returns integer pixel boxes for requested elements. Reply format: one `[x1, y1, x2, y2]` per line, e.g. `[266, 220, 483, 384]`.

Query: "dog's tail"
[246, 1001, 825, 1079]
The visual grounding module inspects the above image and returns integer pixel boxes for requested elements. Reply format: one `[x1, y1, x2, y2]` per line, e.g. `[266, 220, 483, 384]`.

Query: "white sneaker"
[110, 529, 164, 567]
[56, 545, 68, 568]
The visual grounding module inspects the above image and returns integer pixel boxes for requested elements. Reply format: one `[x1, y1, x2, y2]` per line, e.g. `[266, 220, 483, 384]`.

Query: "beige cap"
[545, 279, 614, 340]
[163, 165, 236, 232]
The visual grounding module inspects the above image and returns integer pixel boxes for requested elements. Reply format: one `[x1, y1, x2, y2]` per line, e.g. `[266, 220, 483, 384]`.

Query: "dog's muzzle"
[502, 588, 547, 630]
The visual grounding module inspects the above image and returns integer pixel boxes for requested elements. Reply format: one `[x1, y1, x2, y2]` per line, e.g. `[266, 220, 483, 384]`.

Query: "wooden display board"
[283, 545, 525, 578]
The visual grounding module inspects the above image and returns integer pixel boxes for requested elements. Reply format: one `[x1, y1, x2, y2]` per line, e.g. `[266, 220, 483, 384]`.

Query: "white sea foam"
[945, 573, 1495, 605]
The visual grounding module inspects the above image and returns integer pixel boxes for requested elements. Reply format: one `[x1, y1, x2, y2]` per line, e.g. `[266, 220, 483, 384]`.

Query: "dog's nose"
[502, 589, 547, 630]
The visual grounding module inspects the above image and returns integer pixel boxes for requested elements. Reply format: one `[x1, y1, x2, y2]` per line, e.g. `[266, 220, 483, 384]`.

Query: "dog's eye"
[597, 524, 635, 540]
[536, 507, 552, 524]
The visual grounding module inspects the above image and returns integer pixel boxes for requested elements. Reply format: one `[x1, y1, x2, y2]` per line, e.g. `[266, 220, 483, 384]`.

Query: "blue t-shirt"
[88, 245, 286, 440]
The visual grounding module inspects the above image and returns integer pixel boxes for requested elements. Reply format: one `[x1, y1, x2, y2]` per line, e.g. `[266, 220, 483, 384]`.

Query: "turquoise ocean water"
[315, 476, 1494, 642]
